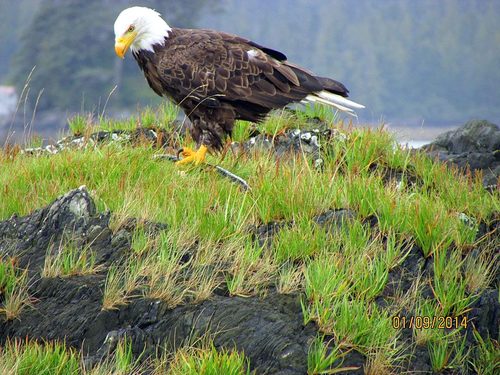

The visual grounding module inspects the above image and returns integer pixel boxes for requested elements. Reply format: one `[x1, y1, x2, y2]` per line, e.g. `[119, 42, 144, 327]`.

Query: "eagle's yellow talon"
[176, 145, 208, 166]
[178, 147, 195, 158]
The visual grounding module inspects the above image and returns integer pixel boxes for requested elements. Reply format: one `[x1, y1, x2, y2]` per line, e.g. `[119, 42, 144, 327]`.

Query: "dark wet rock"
[466, 289, 500, 341]
[369, 163, 420, 188]
[476, 211, 500, 240]
[89, 130, 126, 143]
[84, 294, 315, 374]
[87, 127, 175, 149]
[394, 310, 434, 374]
[250, 209, 356, 247]
[110, 229, 132, 252]
[423, 120, 500, 188]
[0, 186, 117, 271]
[362, 214, 379, 228]
[335, 350, 364, 374]
[250, 220, 292, 247]
[116, 217, 168, 236]
[313, 209, 356, 232]
[249, 208, 357, 248]
[22, 127, 178, 156]
[129, 127, 173, 147]
[424, 120, 499, 155]
[1, 275, 104, 347]
[405, 344, 433, 374]
[1, 188, 497, 373]
[381, 245, 428, 300]
[270, 128, 322, 158]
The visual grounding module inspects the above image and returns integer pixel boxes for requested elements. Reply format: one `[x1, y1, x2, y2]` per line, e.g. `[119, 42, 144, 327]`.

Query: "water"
[400, 140, 430, 149]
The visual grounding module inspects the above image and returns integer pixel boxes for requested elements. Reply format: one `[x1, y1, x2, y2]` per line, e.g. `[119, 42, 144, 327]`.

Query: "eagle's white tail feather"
[305, 90, 365, 117]
[305, 94, 356, 115]
[317, 90, 365, 109]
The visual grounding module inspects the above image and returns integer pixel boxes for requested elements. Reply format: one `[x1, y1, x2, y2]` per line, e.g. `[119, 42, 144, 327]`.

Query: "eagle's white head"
[114, 7, 172, 58]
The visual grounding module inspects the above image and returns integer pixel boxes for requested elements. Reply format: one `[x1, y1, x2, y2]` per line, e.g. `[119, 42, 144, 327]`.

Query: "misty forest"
[0, 0, 499, 141]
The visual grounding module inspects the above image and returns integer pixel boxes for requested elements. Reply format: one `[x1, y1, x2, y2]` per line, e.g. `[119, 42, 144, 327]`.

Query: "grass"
[296, 103, 338, 125]
[470, 331, 500, 375]
[432, 247, 477, 316]
[0, 105, 499, 372]
[0, 339, 80, 375]
[42, 238, 100, 278]
[68, 114, 93, 137]
[307, 335, 359, 374]
[410, 196, 453, 257]
[302, 254, 351, 332]
[330, 297, 397, 352]
[0, 337, 250, 375]
[463, 248, 498, 294]
[139, 230, 190, 307]
[414, 298, 442, 345]
[276, 264, 304, 294]
[113, 338, 141, 375]
[101, 260, 142, 310]
[257, 109, 297, 137]
[102, 229, 230, 310]
[167, 344, 251, 375]
[272, 219, 330, 262]
[0, 258, 31, 321]
[427, 329, 468, 372]
[232, 121, 254, 143]
[226, 239, 277, 297]
[0, 259, 18, 297]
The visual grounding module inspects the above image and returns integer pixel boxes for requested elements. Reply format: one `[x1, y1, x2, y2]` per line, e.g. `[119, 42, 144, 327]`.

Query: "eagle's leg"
[175, 118, 224, 166]
[176, 145, 208, 165]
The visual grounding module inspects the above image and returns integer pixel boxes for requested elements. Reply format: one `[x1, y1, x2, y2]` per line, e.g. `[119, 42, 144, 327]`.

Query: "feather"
[316, 90, 365, 109]
[305, 95, 356, 115]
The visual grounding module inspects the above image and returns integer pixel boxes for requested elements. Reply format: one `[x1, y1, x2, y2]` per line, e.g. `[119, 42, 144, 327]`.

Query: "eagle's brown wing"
[150, 28, 346, 122]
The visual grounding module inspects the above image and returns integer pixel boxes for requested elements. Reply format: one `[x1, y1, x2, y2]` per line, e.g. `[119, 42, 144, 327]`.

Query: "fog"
[1, 0, 499, 143]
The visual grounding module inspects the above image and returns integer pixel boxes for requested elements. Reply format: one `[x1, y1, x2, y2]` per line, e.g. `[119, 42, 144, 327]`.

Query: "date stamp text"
[392, 315, 468, 330]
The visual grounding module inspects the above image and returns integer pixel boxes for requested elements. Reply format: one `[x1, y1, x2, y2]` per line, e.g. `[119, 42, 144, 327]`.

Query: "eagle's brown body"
[132, 28, 350, 149]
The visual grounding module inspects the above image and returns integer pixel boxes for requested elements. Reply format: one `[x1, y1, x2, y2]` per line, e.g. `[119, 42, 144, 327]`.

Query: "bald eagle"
[114, 7, 364, 165]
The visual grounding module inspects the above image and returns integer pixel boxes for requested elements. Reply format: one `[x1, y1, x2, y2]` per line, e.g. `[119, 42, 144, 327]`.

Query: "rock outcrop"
[1, 186, 498, 373]
[423, 119, 499, 189]
[0, 187, 320, 374]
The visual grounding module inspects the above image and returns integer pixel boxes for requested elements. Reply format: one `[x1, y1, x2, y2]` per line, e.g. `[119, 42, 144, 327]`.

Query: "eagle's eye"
[127, 25, 135, 33]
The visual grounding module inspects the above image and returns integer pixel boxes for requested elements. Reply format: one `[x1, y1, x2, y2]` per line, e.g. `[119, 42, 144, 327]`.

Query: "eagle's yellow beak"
[115, 33, 136, 59]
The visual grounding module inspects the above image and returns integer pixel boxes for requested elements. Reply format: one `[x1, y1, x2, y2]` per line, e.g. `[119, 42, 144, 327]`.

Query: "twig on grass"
[153, 154, 251, 191]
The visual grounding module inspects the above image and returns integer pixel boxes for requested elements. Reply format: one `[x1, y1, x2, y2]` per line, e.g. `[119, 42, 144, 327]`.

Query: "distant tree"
[8, 0, 215, 112]
[9, 0, 115, 111]
[0, 0, 41, 82]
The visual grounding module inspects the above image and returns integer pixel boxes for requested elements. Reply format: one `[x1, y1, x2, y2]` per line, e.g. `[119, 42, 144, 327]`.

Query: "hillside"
[0, 107, 499, 374]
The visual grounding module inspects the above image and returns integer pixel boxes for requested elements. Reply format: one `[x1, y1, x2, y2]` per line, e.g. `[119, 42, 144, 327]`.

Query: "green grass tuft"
[307, 335, 358, 374]
[0, 339, 80, 375]
[0, 258, 31, 321]
[68, 114, 93, 137]
[168, 344, 251, 375]
[42, 239, 100, 278]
